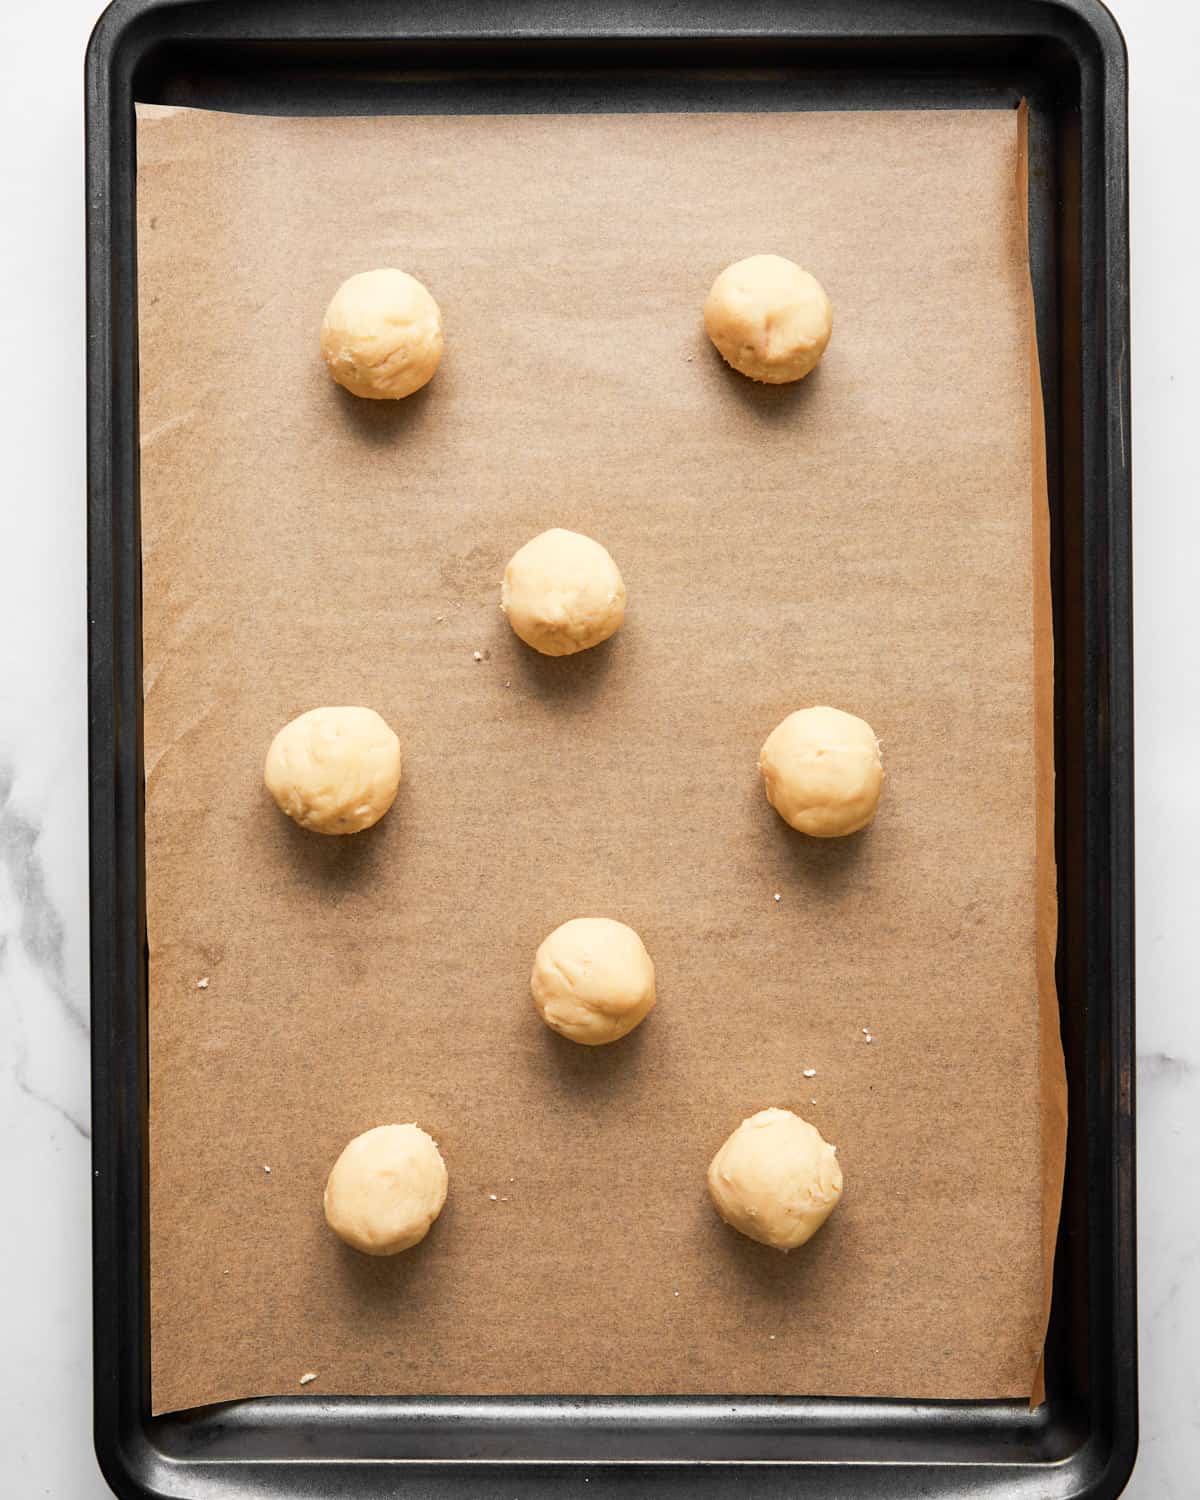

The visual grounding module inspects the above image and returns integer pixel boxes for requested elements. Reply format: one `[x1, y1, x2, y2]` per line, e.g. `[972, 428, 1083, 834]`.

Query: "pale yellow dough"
[264, 706, 402, 835]
[320, 268, 443, 400]
[323, 1123, 448, 1256]
[708, 1107, 843, 1251]
[704, 254, 832, 384]
[759, 705, 883, 838]
[501, 528, 626, 656]
[531, 917, 656, 1046]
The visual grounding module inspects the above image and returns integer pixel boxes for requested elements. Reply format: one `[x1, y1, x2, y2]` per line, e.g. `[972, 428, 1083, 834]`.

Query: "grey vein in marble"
[0, 760, 90, 1138]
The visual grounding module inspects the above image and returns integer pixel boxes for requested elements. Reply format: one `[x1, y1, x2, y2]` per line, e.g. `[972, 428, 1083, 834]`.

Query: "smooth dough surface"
[704, 254, 833, 384]
[501, 528, 626, 657]
[264, 706, 402, 835]
[531, 917, 656, 1045]
[320, 268, 443, 400]
[759, 705, 883, 837]
[323, 1123, 449, 1256]
[707, 1107, 843, 1251]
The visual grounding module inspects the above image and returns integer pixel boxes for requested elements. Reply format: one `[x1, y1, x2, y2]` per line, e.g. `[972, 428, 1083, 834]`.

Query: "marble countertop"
[0, 1, 1191, 1494]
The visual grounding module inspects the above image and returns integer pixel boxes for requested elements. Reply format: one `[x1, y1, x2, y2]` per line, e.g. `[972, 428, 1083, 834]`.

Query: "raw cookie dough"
[531, 917, 656, 1045]
[707, 1107, 843, 1251]
[320, 268, 443, 400]
[759, 705, 883, 837]
[323, 1123, 448, 1256]
[704, 254, 833, 384]
[501, 528, 626, 656]
[264, 706, 402, 835]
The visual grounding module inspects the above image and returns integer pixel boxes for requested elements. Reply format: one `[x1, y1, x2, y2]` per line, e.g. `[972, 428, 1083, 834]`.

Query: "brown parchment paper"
[1018, 102, 1067, 1412]
[135, 101, 1066, 1415]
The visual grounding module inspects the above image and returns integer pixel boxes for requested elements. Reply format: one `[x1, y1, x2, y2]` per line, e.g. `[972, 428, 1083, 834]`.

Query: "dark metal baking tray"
[86, 1, 1135, 1495]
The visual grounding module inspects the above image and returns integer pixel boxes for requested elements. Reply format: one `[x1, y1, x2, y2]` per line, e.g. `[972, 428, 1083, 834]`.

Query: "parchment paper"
[135, 102, 1065, 1415]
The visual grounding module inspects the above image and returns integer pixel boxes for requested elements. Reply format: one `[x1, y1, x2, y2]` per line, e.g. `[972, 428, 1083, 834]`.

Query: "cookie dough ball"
[704, 254, 832, 384]
[324, 1123, 448, 1256]
[531, 917, 655, 1045]
[759, 706, 883, 838]
[708, 1107, 843, 1251]
[501, 528, 626, 657]
[320, 268, 443, 400]
[265, 706, 402, 835]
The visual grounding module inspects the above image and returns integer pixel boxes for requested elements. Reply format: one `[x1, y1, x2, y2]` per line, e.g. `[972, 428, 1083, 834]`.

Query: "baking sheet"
[135, 101, 1065, 1414]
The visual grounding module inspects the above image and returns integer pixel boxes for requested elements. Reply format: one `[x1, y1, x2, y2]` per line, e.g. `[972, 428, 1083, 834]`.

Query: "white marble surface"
[0, 1, 1192, 1494]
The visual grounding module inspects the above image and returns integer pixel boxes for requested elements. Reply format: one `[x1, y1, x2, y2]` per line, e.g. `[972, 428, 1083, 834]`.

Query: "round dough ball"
[265, 706, 402, 835]
[704, 254, 832, 384]
[320, 268, 443, 400]
[707, 1107, 843, 1251]
[759, 705, 883, 838]
[501, 528, 626, 657]
[531, 917, 656, 1046]
[323, 1123, 448, 1256]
